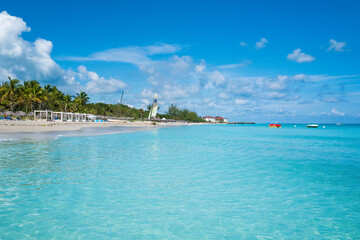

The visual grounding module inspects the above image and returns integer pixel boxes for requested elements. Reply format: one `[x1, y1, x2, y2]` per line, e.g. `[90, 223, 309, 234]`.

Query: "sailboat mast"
[119, 91, 124, 105]
[118, 90, 124, 117]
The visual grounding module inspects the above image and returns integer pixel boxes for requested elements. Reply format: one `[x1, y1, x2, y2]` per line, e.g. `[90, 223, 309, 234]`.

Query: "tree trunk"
[11, 96, 14, 112]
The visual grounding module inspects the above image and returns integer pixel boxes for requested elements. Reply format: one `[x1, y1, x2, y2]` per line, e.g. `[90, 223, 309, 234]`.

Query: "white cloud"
[77, 65, 126, 94]
[0, 11, 126, 96]
[331, 108, 345, 116]
[161, 84, 198, 99]
[287, 48, 315, 63]
[323, 97, 339, 103]
[217, 60, 251, 69]
[141, 99, 150, 106]
[141, 88, 155, 98]
[267, 91, 286, 98]
[195, 60, 206, 73]
[327, 39, 346, 52]
[307, 74, 357, 82]
[0, 11, 63, 82]
[89, 47, 150, 65]
[65, 43, 181, 66]
[255, 38, 268, 49]
[294, 74, 308, 81]
[219, 92, 229, 99]
[205, 70, 226, 90]
[145, 43, 181, 55]
[235, 98, 249, 104]
[240, 41, 247, 46]
[267, 75, 288, 90]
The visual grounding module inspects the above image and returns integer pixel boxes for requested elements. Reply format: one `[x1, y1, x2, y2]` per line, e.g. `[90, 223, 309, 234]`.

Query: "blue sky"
[1, 0, 359, 122]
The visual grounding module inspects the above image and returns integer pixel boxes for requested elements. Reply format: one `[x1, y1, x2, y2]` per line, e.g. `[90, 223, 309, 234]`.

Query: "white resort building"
[203, 116, 228, 123]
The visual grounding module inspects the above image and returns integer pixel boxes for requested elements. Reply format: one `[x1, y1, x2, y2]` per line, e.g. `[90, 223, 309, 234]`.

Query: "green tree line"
[0, 77, 204, 122]
[160, 104, 204, 122]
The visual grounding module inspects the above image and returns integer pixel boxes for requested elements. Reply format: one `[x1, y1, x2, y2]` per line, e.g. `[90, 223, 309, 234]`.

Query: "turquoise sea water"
[1, 124, 360, 239]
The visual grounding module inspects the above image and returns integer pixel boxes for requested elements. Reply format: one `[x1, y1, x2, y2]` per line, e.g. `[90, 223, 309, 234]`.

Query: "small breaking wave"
[55, 135, 63, 140]
[0, 138, 15, 142]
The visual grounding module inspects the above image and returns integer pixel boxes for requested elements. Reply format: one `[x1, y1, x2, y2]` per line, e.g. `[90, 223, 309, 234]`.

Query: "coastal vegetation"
[0, 78, 204, 122]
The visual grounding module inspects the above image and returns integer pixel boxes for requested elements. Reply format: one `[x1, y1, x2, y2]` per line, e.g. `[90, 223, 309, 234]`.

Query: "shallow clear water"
[1, 124, 360, 239]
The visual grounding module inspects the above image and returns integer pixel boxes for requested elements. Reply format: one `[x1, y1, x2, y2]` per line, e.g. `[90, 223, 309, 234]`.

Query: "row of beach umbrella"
[0, 111, 34, 117]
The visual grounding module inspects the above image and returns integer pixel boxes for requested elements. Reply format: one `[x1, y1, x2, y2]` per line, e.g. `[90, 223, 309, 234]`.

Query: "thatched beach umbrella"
[4, 111, 14, 116]
[27, 112, 34, 117]
[15, 111, 26, 117]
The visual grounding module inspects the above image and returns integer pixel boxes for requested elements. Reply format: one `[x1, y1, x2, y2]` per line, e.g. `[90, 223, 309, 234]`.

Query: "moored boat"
[306, 124, 318, 128]
[144, 93, 158, 125]
[269, 123, 281, 128]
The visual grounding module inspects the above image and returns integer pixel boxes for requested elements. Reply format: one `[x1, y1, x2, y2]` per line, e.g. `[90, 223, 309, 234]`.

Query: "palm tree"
[62, 94, 73, 112]
[43, 84, 64, 110]
[75, 91, 90, 105]
[19, 81, 32, 113]
[28, 81, 47, 111]
[74, 91, 89, 111]
[0, 77, 21, 111]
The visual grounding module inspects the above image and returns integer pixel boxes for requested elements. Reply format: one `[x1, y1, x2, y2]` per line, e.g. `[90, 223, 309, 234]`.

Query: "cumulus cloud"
[205, 71, 226, 90]
[195, 60, 206, 73]
[0, 11, 64, 82]
[327, 39, 346, 52]
[239, 41, 247, 46]
[0, 11, 126, 96]
[62, 44, 185, 101]
[331, 108, 345, 116]
[255, 38, 268, 49]
[287, 48, 315, 63]
[77, 65, 126, 94]
[266, 75, 288, 91]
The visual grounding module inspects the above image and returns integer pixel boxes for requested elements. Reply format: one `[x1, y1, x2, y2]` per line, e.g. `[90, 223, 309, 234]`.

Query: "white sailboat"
[144, 93, 158, 124]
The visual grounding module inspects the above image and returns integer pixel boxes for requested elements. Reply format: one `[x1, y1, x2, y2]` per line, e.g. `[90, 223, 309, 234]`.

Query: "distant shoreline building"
[203, 116, 228, 123]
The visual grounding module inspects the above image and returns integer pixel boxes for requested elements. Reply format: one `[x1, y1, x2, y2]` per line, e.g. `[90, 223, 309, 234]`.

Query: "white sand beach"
[0, 120, 204, 133]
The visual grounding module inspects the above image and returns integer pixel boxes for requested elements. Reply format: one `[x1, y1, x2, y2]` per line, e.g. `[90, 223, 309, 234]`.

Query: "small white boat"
[306, 124, 318, 128]
[144, 93, 159, 126]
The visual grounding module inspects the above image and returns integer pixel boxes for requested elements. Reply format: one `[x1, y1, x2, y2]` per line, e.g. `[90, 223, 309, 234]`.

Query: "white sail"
[148, 93, 158, 119]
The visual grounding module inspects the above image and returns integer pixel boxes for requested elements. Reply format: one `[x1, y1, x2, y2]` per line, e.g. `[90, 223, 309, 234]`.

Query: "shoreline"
[0, 120, 205, 134]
